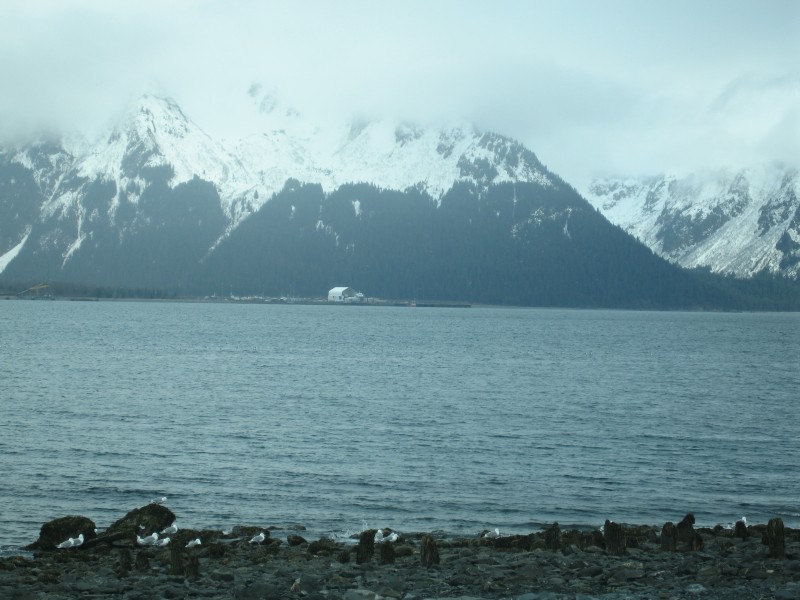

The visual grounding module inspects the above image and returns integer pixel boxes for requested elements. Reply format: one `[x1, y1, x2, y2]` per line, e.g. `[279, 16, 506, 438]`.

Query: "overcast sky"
[1, 0, 797, 187]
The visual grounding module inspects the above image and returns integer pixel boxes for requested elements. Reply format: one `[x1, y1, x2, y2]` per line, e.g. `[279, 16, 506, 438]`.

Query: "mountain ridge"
[0, 92, 558, 274]
[584, 164, 800, 279]
[1, 93, 798, 309]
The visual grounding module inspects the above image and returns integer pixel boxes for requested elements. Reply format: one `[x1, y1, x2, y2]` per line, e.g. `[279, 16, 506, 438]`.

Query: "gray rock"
[26, 515, 97, 551]
[235, 581, 283, 599]
[775, 588, 800, 600]
[578, 565, 603, 578]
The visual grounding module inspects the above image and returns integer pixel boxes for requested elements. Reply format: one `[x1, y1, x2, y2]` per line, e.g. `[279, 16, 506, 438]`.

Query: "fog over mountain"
[0, 1, 797, 189]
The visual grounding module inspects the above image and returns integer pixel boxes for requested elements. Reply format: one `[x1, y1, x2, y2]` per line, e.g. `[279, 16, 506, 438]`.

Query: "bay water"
[2, 300, 798, 551]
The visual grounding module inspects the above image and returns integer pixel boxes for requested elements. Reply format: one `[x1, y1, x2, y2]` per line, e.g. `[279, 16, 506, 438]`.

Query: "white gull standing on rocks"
[160, 523, 178, 535]
[155, 537, 171, 547]
[249, 532, 266, 544]
[137, 532, 159, 546]
[56, 538, 75, 549]
[56, 533, 84, 549]
[186, 538, 202, 548]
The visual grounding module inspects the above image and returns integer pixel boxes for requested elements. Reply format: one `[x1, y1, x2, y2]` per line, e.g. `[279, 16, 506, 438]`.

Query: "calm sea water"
[2, 300, 798, 551]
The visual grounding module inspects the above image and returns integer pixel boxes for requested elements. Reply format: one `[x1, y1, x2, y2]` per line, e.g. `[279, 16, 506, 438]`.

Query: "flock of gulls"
[53, 496, 749, 552]
[54, 496, 405, 551]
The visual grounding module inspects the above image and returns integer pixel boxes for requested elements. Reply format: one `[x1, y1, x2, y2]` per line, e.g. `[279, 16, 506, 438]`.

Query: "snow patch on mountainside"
[0, 230, 29, 275]
[333, 121, 483, 199]
[11, 142, 74, 200]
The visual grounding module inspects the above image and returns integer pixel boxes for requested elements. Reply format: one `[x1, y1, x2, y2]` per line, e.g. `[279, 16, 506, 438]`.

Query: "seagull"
[155, 537, 171, 547]
[249, 532, 266, 544]
[483, 528, 501, 539]
[137, 532, 159, 546]
[727, 516, 748, 529]
[385, 532, 399, 543]
[374, 529, 384, 543]
[56, 538, 77, 549]
[160, 524, 178, 535]
[186, 538, 201, 549]
[72, 533, 84, 548]
[150, 496, 167, 505]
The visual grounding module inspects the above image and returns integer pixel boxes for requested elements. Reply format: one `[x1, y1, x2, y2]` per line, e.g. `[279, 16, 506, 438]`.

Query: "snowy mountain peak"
[233, 94, 555, 207]
[64, 94, 254, 222]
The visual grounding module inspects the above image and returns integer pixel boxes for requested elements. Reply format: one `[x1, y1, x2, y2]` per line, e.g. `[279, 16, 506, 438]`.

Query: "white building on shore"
[328, 287, 364, 303]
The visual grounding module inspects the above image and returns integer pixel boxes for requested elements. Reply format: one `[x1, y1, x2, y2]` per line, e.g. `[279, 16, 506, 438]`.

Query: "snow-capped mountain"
[0, 92, 563, 284]
[0, 92, 556, 275]
[585, 165, 800, 279]
[2, 92, 796, 308]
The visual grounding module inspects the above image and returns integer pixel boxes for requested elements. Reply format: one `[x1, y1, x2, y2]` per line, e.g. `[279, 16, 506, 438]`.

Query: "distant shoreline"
[5, 293, 800, 313]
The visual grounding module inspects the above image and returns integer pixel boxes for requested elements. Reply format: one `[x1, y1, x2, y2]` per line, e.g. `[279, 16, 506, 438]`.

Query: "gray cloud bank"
[1, 0, 797, 187]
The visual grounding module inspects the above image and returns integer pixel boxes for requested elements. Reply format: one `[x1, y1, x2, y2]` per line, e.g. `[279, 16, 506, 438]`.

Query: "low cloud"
[1, 0, 797, 186]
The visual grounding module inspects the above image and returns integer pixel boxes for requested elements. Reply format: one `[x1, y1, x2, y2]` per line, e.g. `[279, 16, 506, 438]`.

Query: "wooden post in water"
[734, 519, 748, 540]
[116, 548, 131, 577]
[660, 522, 677, 551]
[356, 529, 374, 564]
[420, 534, 440, 568]
[379, 542, 395, 564]
[170, 544, 184, 576]
[544, 522, 561, 551]
[603, 520, 626, 555]
[186, 554, 200, 579]
[766, 518, 785, 558]
[676, 513, 695, 548]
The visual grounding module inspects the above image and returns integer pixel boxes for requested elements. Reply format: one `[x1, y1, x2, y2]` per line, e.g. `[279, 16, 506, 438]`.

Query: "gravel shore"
[2, 507, 798, 599]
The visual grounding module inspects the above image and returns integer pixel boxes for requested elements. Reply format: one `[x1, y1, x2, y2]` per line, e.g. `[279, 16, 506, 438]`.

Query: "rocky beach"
[1, 504, 799, 599]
